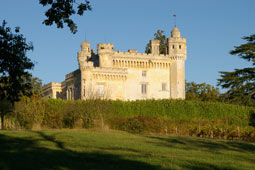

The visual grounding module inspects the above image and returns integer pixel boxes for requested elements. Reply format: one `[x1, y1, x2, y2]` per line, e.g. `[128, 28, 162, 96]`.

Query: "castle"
[42, 26, 187, 100]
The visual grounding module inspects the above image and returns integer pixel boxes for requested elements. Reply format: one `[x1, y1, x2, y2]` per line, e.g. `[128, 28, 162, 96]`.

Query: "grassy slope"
[0, 130, 254, 170]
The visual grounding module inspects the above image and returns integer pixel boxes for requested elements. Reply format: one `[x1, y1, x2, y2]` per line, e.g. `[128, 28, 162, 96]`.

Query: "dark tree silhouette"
[39, 0, 92, 34]
[0, 20, 34, 129]
[145, 30, 167, 54]
[218, 34, 255, 106]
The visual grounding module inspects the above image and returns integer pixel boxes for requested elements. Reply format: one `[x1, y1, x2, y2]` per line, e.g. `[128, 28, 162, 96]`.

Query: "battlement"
[43, 82, 62, 90]
[79, 61, 94, 70]
[97, 43, 114, 54]
[128, 49, 138, 53]
[65, 69, 81, 80]
[113, 51, 167, 58]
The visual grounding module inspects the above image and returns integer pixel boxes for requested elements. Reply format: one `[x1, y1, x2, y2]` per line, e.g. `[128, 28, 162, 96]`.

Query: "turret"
[150, 40, 160, 55]
[78, 40, 92, 68]
[167, 26, 187, 99]
[97, 43, 114, 67]
[167, 26, 187, 58]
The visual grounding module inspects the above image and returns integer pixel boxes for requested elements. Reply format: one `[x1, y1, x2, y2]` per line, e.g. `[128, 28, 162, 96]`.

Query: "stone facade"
[42, 26, 187, 100]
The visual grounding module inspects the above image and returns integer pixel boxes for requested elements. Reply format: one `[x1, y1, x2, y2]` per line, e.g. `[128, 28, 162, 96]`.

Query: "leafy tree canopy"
[145, 30, 167, 54]
[217, 34, 255, 106]
[185, 81, 220, 102]
[39, 0, 92, 34]
[0, 20, 34, 103]
[0, 20, 34, 129]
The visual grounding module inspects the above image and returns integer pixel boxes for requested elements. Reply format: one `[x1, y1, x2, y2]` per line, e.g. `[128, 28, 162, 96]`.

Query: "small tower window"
[172, 45, 174, 49]
[179, 45, 181, 49]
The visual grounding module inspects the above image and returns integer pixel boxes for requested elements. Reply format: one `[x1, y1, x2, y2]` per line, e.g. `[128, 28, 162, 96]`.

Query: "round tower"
[97, 43, 114, 67]
[167, 26, 187, 99]
[81, 40, 90, 52]
[167, 26, 186, 58]
[78, 40, 91, 68]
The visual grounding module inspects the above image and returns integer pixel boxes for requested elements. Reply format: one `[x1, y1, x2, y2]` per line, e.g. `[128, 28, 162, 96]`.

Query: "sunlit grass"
[0, 129, 254, 170]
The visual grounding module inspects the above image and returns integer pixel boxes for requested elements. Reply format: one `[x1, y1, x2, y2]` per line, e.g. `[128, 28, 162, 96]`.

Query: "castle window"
[101, 47, 104, 49]
[142, 71, 147, 77]
[179, 45, 181, 49]
[172, 45, 174, 49]
[96, 84, 104, 97]
[162, 83, 166, 91]
[141, 84, 147, 94]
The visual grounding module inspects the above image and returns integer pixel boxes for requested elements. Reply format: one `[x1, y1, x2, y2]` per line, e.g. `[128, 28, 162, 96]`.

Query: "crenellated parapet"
[79, 61, 94, 71]
[97, 43, 114, 67]
[97, 43, 114, 55]
[42, 82, 62, 99]
[65, 69, 81, 80]
[112, 57, 171, 69]
[113, 51, 167, 58]
[91, 67, 127, 81]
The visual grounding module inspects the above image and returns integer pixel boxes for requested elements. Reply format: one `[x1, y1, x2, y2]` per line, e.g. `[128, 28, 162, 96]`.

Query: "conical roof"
[171, 26, 181, 37]
[81, 40, 90, 46]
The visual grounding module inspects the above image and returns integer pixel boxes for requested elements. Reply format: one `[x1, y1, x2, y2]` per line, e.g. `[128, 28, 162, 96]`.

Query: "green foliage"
[0, 20, 34, 103]
[30, 77, 43, 96]
[185, 81, 220, 102]
[218, 34, 255, 106]
[145, 30, 167, 54]
[39, 0, 92, 34]
[0, 20, 34, 129]
[10, 98, 255, 141]
[43, 99, 66, 128]
[14, 96, 45, 129]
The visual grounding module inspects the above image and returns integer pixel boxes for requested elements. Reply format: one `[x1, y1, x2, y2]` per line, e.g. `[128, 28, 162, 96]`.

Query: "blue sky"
[0, 0, 254, 91]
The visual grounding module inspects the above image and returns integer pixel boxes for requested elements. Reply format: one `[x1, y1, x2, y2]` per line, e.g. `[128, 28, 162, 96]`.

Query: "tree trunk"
[100, 113, 104, 129]
[1, 111, 4, 130]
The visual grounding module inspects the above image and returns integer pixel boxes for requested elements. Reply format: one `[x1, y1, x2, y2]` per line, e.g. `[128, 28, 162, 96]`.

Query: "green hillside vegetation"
[0, 130, 254, 170]
[3, 97, 255, 142]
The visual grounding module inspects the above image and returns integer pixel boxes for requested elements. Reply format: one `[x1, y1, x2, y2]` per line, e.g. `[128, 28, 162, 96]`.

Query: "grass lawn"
[0, 129, 254, 170]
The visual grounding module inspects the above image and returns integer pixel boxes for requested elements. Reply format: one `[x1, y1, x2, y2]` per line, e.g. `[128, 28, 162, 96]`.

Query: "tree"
[217, 34, 255, 106]
[0, 20, 34, 129]
[39, 0, 92, 34]
[145, 30, 167, 54]
[185, 81, 220, 102]
[30, 77, 43, 96]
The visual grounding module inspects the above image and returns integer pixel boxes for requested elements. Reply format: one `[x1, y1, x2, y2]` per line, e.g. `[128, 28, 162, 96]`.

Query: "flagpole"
[173, 14, 176, 26]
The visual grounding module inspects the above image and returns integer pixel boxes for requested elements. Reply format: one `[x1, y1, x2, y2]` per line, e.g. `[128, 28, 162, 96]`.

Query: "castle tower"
[167, 26, 187, 56]
[167, 26, 187, 99]
[77, 40, 92, 68]
[97, 43, 114, 67]
[150, 40, 160, 55]
[77, 41, 93, 100]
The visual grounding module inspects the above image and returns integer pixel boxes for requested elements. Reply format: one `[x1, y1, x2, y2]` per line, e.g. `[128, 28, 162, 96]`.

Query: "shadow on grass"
[0, 132, 163, 170]
[146, 135, 255, 154]
[181, 160, 238, 170]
